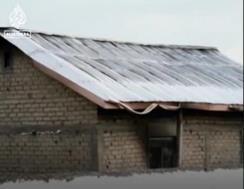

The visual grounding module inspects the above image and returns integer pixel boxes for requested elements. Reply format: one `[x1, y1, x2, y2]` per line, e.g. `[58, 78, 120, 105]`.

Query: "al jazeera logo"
[4, 4, 31, 38]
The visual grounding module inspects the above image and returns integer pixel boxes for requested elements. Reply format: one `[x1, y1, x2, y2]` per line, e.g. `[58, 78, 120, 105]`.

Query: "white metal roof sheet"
[0, 29, 243, 105]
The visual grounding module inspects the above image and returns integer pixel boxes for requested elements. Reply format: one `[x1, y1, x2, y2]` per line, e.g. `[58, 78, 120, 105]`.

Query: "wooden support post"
[241, 125, 243, 165]
[97, 127, 104, 173]
[204, 133, 209, 171]
[91, 126, 98, 171]
[177, 110, 183, 168]
[145, 124, 150, 169]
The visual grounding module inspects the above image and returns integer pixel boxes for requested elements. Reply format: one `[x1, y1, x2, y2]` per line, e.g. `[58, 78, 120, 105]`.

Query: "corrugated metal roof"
[0, 28, 243, 108]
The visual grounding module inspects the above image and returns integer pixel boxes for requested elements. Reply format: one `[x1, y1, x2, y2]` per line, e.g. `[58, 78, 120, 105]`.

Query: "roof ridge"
[0, 27, 218, 50]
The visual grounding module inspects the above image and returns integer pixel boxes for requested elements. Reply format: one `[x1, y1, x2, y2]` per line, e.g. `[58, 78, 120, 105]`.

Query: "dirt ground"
[0, 169, 242, 189]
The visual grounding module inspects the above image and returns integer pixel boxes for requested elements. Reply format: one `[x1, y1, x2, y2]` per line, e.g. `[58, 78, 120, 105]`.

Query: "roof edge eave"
[105, 101, 243, 113]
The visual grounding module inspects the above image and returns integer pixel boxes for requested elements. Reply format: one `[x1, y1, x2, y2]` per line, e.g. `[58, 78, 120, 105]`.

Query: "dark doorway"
[149, 137, 177, 169]
[150, 146, 162, 168]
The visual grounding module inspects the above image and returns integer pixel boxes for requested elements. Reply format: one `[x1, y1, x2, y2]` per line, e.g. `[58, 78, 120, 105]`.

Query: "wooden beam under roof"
[106, 101, 243, 112]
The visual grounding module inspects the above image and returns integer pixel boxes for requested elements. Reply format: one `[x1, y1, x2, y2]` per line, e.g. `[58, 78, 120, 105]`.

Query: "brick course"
[182, 114, 243, 169]
[0, 131, 93, 174]
[0, 48, 97, 173]
[0, 50, 97, 127]
[101, 126, 147, 173]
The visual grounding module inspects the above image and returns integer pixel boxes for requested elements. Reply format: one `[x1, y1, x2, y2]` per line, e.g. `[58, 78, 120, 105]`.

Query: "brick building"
[0, 28, 243, 174]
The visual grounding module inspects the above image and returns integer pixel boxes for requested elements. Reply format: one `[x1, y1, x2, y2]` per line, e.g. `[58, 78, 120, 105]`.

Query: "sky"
[0, 0, 243, 63]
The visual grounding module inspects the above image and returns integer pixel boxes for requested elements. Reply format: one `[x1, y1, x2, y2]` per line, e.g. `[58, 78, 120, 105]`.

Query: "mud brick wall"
[182, 113, 243, 170]
[0, 129, 95, 174]
[100, 125, 147, 173]
[0, 49, 97, 127]
[0, 48, 98, 173]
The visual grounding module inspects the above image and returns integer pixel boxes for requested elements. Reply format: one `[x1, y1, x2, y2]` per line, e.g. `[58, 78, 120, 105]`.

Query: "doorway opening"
[148, 119, 178, 169]
[149, 137, 177, 168]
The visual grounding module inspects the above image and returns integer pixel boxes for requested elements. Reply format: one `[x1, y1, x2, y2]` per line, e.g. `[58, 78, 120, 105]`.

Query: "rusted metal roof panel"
[0, 28, 243, 107]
